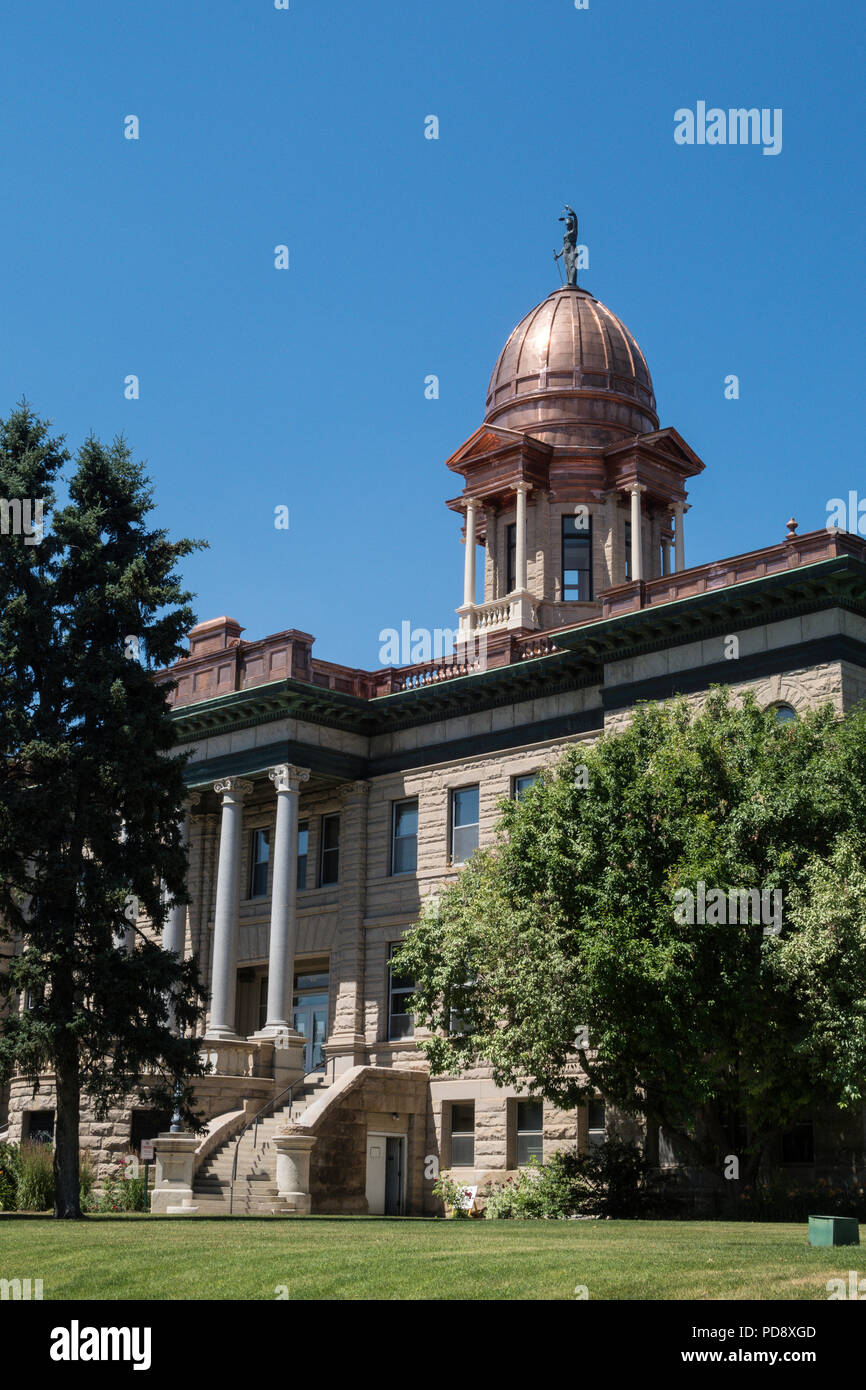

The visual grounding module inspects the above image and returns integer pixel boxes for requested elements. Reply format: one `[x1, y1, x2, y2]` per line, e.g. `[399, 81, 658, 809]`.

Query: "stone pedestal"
[150, 1133, 200, 1214]
[273, 1127, 317, 1214]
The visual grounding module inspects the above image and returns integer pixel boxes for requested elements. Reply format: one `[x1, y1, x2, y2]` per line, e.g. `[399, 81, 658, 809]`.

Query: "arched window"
[771, 702, 797, 723]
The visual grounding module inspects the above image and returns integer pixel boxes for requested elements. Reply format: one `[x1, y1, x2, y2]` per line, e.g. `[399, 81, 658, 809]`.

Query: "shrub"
[433, 1170, 475, 1217]
[0, 1142, 21, 1211]
[91, 1157, 149, 1213]
[16, 1141, 54, 1211]
[483, 1140, 651, 1220]
[78, 1150, 95, 1208]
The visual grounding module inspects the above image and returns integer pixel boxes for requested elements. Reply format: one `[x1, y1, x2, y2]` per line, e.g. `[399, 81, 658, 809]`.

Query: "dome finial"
[554, 205, 579, 287]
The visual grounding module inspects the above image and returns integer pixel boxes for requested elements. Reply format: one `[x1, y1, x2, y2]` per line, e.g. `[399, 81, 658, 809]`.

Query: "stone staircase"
[192, 1073, 331, 1215]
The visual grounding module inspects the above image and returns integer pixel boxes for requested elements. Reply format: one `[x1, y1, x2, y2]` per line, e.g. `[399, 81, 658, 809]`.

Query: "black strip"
[367, 707, 604, 777]
[603, 633, 866, 711]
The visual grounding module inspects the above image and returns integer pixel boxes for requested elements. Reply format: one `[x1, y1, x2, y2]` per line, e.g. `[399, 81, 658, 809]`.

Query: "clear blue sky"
[1, 0, 863, 669]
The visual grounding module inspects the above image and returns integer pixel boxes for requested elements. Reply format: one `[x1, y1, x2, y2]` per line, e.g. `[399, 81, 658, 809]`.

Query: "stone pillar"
[273, 1127, 317, 1214]
[672, 502, 688, 572]
[260, 764, 310, 1034]
[117, 822, 136, 951]
[162, 794, 200, 962]
[515, 482, 529, 592]
[206, 777, 254, 1041]
[629, 484, 645, 583]
[323, 780, 370, 1076]
[189, 806, 218, 1038]
[150, 1133, 200, 1214]
[463, 498, 478, 606]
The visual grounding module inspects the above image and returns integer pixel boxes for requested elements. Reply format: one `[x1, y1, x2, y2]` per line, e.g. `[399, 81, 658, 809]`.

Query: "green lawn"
[0, 1216, 859, 1300]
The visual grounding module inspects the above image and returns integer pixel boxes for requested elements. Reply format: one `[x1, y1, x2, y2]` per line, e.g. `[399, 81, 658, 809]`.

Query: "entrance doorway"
[292, 970, 329, 1074]
[365, 1132, 405, 1215]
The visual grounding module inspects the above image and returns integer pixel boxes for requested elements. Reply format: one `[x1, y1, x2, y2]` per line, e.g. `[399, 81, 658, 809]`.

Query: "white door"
[365, 1134, 387, 1214]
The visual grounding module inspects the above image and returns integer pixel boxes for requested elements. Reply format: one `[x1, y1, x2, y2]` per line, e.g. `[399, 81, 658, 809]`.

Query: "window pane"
[452, 823, 478, 864]
[392, 799, 418, 875]
[452, 1103, 475, 1134]
[321, 815, 339, 884]
[393, 836, 417, 874]
[517, 1100, 543, 1132]
[452, 786, 479, 827]
[394, 800, 418, 839]
[297, 822, 309, 890]
[389, 944, 415, 1040]
[451, 1134, 475, 1166]
[517, 1133, 544, 1166]
[562, 515, 593, 601]
[513, 774, 537, 801]
[250, 829, 270, 897]
[506, 522, 516, 593]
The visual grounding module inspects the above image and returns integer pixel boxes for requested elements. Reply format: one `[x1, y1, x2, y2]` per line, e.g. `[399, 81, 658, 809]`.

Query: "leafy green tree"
[393, 689, 866, 1195]
[0, 402, 208, 1218]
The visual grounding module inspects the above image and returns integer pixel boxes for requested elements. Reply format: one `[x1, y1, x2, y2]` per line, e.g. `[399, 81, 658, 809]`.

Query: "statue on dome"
[554, 205, 579, 286]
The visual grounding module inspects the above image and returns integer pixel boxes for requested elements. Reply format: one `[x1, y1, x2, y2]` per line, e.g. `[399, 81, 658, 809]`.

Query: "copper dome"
[485, 285, 658, 447]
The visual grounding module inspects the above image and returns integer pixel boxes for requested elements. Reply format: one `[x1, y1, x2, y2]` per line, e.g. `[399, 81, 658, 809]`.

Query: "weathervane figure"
[554, 205, 579, 286]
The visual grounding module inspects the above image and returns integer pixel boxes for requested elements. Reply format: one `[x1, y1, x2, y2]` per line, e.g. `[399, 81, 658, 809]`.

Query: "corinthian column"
[206, 777, 253, 1041]
[162, 794, 201, 962]
[260, 764, 310, 1034]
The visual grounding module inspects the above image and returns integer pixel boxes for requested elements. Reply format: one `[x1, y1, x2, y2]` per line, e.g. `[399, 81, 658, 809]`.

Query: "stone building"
[4, 269, 866, 1214]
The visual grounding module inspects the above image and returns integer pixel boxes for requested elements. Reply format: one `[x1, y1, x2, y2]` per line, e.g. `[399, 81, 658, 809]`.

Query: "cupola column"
[672, 502, 688, 572]
[515, 483, 529, 592]
[462, 498, 479, 609]
[628, 484, 646, 583]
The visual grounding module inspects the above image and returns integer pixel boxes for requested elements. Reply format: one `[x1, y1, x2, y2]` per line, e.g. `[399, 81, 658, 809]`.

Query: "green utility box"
[808, 1215, 860, 1247]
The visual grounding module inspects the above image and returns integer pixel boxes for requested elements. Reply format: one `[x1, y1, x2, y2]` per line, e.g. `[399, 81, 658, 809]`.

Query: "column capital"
[463, 495, 480, 513]
[514, 479, 531, 495]
[626, 481, 647, 495]
[670, 500, 690, 514]
[338, 779, 371, 803]
[269, 764, 310, 795]
[213, 777, 254, 800]
[183, 791, 201, 813]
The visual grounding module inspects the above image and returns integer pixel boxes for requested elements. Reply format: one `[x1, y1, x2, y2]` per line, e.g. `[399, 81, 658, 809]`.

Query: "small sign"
[140, 1140, 155, 1162]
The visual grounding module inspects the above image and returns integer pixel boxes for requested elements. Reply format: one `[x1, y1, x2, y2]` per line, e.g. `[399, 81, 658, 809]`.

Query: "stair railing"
[228, 1080, 298, 1216]
[226, 1063, 336, 1215]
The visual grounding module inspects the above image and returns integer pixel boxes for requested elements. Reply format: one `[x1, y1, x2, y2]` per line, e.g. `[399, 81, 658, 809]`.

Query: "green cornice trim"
[169, 556, 866, 745]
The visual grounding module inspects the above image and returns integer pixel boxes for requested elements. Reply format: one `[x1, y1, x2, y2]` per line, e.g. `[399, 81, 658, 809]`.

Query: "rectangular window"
[297, 820, 309, 891]
[516, 1100, 544, 1166]
[24, 1111, 55, 1143]
[450, 785, 479, 864]
[450, 1102, 475, 1167]
[320, 814, 340, 886]
[388, 944, 415, 1040]
[624, 519, 632, 582]
[249, 828, 270, 898]
[588, 1098, 606, 1149]
[391, 798, 419, 876]
[506, 522, 517, 594]
[781, 1120, 814, 1164]
[512, 773, 538, 801]
[562, 513, 593, 601]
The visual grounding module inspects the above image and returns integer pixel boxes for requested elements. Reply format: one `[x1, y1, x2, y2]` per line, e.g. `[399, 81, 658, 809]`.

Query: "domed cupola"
[485, 284, 658, 447]
[445, 210, 705, 638]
